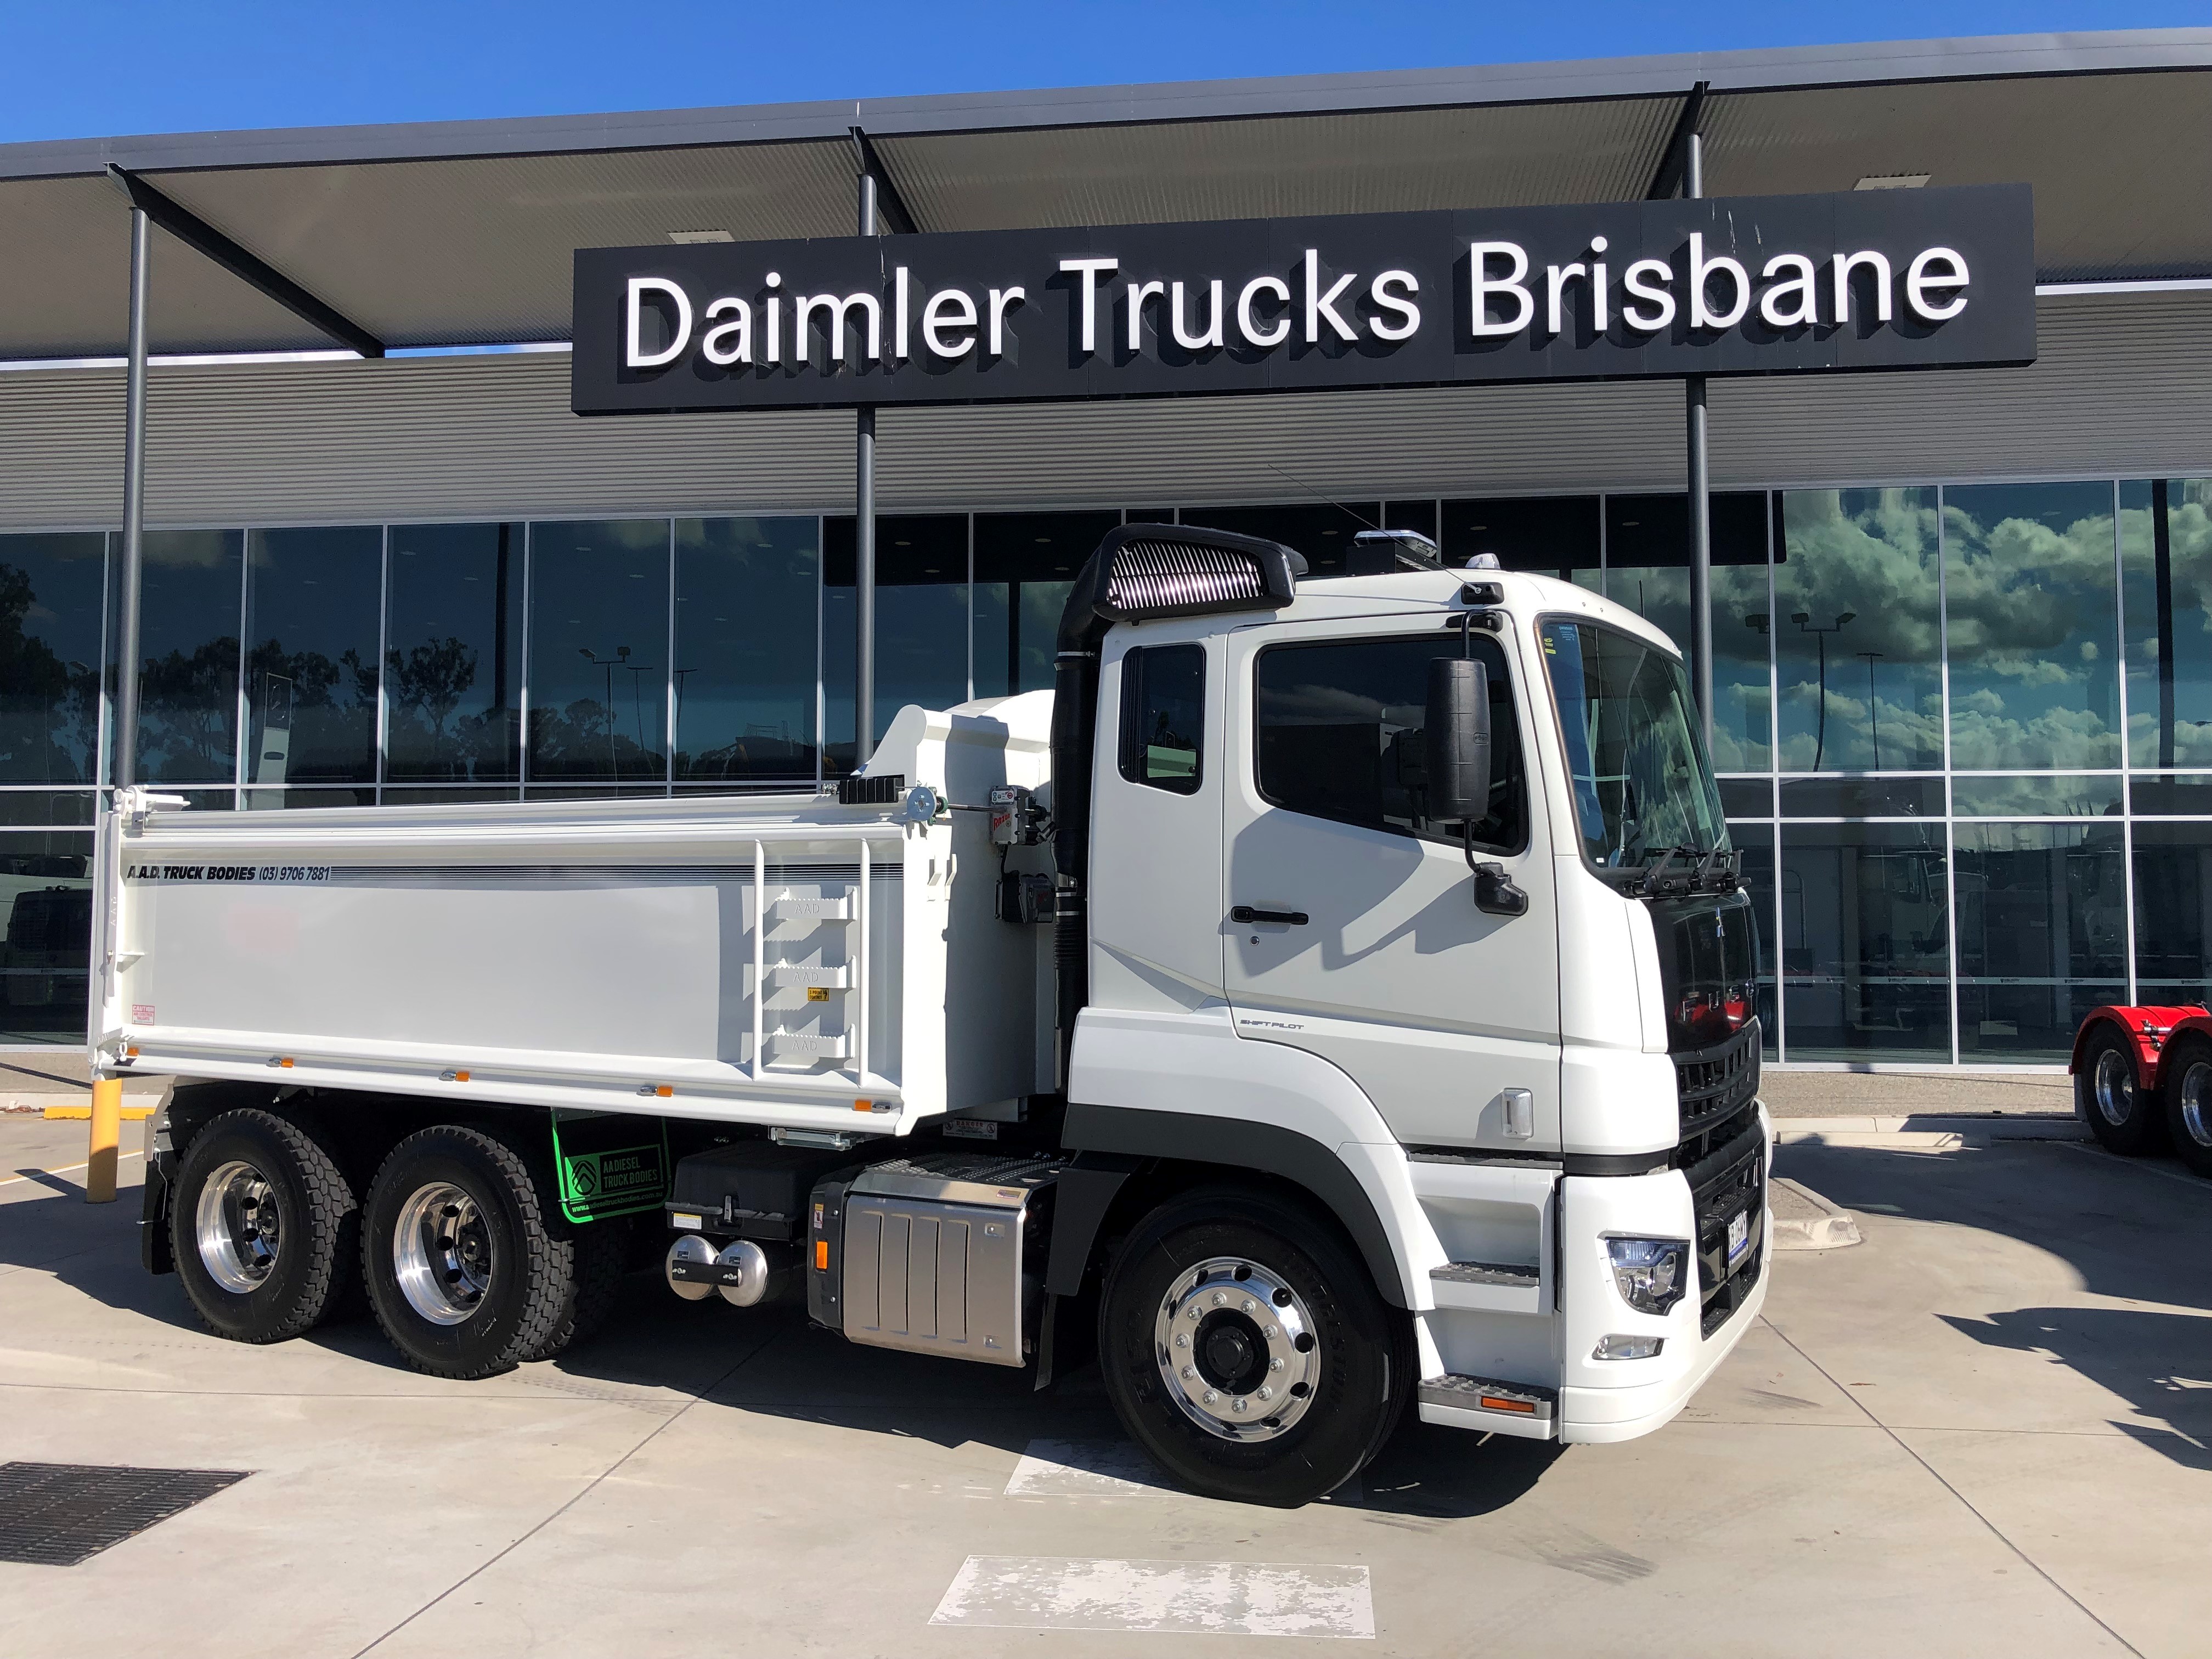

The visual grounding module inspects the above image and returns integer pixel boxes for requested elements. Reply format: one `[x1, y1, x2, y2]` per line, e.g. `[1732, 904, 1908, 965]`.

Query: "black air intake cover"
[837, 772, 906, 805]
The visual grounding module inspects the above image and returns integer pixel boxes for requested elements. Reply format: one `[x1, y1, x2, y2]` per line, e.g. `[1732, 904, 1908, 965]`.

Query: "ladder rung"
[771, 964, 853, 989]
[773, 889, 853, 921]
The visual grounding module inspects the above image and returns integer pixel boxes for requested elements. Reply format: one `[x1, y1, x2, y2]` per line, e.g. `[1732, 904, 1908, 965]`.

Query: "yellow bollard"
[87, 1076, 123, 1204]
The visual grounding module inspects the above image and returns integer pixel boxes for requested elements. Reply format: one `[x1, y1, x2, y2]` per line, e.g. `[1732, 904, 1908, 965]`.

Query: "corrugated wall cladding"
[1, 293, 2206, 533]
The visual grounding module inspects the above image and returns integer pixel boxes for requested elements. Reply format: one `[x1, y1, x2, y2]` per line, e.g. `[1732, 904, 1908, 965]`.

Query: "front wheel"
[1098, 1188, 1409, 1508]
[2077, 1025, 2163, 1157]
[2159, 1035, 2212, 1178]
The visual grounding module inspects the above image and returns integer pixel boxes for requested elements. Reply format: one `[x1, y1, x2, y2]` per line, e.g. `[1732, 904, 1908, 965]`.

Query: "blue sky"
[2, 1, 2196, 144]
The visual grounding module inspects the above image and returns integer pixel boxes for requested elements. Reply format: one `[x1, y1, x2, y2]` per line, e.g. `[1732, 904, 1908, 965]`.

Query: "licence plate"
[1726, 1208, 1751, 1267]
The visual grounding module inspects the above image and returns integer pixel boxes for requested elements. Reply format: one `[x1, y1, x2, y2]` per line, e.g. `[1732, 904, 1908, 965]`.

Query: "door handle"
[1231, 906, 1309, 926]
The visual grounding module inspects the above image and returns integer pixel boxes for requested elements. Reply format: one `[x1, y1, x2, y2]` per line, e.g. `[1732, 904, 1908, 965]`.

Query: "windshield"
[1540, 619, 1728, 872]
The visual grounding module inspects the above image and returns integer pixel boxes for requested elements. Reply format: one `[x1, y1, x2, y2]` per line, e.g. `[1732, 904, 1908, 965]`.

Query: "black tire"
[362, 1123, 605, 1379]
[171, 1108, 358, 1343]
[526, 1220, 630, 1361]
[2158, 1034, 2212, 1178]
[1098, 1187, 1410, 1508]
[2077, 1024, 2163, 1156]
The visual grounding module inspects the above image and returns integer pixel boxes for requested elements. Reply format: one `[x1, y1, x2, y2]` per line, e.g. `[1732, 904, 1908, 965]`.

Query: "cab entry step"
[1417, 1373, 1558, 1424]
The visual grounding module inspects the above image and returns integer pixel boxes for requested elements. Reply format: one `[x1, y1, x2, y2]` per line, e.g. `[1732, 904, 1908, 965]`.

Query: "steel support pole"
[117, 207, 149, 791]
[1684, 132, 1714, 744]
[93, 205, 151, 1206]
[855, 172, 878, 764]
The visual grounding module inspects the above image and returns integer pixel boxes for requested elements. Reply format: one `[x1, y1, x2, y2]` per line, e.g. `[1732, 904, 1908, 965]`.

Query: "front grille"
[1675, 1020, 1760, 1137]
[1683, 1115, 1765, 1339]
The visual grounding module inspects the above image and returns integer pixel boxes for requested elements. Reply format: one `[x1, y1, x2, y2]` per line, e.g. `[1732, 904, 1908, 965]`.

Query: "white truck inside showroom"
[104, 522, 1769, 1506]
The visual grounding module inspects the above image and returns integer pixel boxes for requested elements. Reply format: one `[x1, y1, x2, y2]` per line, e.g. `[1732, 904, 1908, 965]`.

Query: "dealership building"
[0, 29, 2208, 1066]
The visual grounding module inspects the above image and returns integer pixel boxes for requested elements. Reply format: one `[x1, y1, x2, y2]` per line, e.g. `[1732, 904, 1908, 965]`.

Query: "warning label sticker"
[125, 865, 333, 884]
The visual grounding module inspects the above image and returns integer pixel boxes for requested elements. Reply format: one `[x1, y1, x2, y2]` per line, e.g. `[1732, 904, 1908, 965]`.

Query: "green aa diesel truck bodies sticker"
[550, 1110, 670, 1223]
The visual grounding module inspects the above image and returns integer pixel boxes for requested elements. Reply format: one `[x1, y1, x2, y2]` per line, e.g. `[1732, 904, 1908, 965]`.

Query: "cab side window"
[1255, 632, 1525, 851]
[1118, 644, 1205, 795]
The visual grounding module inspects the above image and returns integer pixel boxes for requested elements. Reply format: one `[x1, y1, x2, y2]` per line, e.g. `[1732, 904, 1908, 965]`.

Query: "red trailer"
[2069, 1005, 2212, 1178]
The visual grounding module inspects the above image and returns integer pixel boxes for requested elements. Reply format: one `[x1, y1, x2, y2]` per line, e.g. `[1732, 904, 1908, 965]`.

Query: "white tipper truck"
[111, 522, 1768, 1507]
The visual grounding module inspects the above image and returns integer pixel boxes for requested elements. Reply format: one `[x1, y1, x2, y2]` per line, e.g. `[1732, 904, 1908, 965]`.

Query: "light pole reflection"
[1790, 610, 1856, 771]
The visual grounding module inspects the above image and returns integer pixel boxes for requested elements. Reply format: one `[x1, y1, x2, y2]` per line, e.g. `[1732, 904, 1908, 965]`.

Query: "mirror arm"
[1463, 822, 1529, 917]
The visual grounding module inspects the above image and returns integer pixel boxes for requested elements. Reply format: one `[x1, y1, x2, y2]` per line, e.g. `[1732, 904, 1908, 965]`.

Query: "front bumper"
[1556, 1102, 1773, 1444]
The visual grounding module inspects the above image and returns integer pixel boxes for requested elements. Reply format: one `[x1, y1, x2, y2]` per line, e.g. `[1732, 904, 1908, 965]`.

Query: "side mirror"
[1425, 657, 1491, 825]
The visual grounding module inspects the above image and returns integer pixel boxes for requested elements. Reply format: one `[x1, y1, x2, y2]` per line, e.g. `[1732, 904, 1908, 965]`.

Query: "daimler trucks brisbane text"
[110, 523, 1768, 1506]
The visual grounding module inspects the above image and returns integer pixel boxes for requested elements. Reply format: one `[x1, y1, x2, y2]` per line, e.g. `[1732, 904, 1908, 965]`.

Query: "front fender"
[1065, 1005, 1444, 1308]
[2070, 1004, 2210, 1092]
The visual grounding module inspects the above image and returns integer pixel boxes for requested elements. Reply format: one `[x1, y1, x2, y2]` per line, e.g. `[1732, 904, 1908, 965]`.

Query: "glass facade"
[7, 477, 2209, 1054]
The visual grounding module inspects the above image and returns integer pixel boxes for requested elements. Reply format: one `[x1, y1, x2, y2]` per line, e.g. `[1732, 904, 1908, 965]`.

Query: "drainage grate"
[0, 1462, 249, 1566]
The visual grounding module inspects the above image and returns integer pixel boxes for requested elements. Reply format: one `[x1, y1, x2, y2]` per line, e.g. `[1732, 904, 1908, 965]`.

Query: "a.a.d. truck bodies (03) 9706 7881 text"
[105, 521, 1769, 1508]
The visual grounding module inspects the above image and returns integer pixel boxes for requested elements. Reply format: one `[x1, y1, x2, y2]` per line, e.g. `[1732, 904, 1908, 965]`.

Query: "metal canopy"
[1, 28, 2206, 359]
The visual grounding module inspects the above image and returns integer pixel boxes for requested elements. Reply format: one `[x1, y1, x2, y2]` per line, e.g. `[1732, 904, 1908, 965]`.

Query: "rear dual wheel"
[362, 1124, 624, 1379]
[172, 1108, 358, 1342]
[2078, 1026, 2164, 1158]
[2158, 1036, 2212, 1179]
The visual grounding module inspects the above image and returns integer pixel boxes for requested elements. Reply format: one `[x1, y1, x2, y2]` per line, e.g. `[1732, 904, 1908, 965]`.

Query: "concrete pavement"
[1, 1113, 2204, 1658]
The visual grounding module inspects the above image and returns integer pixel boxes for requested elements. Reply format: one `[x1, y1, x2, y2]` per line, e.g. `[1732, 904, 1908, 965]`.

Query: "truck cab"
[1057, 528, 1768, 1479]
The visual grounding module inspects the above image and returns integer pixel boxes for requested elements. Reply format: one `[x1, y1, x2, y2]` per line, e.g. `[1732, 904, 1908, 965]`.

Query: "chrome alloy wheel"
[1152, 1256, 1319, 1443]
[392, 1181, 494, 1325]
[2181, 1060, 2212, 1148]
[194, 1158, 283, 1293]
[2094, 1047, 2138, 1128]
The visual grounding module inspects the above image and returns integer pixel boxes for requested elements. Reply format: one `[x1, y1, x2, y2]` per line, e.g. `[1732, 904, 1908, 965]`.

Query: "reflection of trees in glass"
[0, 563, 96, 782]
[1944, 484, 2120, 771]
[386, 636, 488, 775]
[528, 698, 661, 777]
[1778, 490, 1942, 773]
[140, 637, 241, 780]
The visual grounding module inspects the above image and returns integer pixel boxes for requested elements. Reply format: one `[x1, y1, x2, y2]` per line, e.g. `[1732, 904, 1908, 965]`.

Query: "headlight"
[1606, 1237, 1690, 1316]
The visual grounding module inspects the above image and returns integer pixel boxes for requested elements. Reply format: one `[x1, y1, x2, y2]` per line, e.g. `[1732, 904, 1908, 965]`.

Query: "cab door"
[1219, 613, 1561, 1150]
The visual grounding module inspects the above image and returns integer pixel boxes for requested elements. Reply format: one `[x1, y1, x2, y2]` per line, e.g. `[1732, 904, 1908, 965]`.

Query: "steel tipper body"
[111, 521, 1771, 1507]
[2070, 1004, 2212, 1176]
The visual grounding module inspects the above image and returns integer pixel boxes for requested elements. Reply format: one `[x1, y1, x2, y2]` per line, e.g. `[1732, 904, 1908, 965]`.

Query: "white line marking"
[930, 1556, 1374, 1638]
[1003, 1437, 1362, 1504]
[2055, 1139, 2211, 1190]
[1, 1152, 143, 1187]
[1005, 1438, 1174, 1497]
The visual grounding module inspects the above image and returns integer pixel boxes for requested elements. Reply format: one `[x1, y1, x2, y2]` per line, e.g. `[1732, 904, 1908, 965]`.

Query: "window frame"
[1117, 641, 1207, 796]
[1249, 621, 1528, 857]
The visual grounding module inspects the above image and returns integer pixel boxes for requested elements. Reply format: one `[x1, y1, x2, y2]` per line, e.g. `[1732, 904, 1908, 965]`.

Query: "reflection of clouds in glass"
[1778, 489, 1940, 772]
[1949, 704, 2117, 771]
[1944, 484, 2119, 771]
[1951, 774, 2121, 817]
[2121, 482, 2212, 766]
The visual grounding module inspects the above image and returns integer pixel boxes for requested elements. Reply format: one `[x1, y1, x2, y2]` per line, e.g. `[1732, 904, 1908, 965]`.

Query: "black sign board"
[572, 185, 2034, 416]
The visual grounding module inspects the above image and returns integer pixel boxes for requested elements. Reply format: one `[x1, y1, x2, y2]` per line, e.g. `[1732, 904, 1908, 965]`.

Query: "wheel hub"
[2181, 1060, 2212, 1148]
[194, 1159, 282, 1294]
[1152, 1256, 1319, 1443]
[393, 1182, 494, 1325]
[2094, 1048, 2136, 1128]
